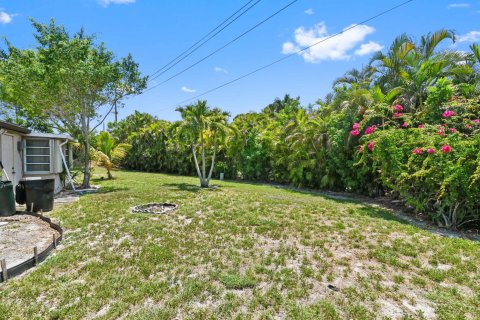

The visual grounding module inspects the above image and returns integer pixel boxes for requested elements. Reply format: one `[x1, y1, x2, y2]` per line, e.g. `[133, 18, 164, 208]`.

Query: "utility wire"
[153, 0, 414, 111]
[145, 0, 299, 92]
[149, 0, 262, 80]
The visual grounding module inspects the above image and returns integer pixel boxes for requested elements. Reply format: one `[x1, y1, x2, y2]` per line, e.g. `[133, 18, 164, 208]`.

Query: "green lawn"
[1, 170, 479, 320]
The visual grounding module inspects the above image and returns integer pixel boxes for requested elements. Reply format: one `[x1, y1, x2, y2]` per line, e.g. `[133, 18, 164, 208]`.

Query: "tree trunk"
[81, 104, 91, 189]
[82, 138, 91, 188]
[206, 134, 217, 185]
[201, 133, 206, 182]
[191, 146, 204, 187]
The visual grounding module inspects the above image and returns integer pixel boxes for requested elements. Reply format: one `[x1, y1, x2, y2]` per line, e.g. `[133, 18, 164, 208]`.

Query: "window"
[25, 139, 51, 173]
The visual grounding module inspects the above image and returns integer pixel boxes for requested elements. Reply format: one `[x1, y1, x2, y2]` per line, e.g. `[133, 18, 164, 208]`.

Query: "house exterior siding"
[0, 121, 74, 195]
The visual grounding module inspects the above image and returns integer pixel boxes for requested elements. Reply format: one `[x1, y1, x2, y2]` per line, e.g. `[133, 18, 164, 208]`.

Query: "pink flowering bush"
[355, 125, 480, 228]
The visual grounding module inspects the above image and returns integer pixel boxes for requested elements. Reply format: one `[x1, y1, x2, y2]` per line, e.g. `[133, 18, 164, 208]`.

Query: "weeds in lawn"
[0, 169, 479, 319]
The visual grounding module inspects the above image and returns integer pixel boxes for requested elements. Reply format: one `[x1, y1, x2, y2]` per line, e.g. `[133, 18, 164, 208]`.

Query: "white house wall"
[0, 130, 23, 188]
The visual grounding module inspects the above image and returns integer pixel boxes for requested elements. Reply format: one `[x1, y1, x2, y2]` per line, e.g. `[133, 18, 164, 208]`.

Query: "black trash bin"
[23, 179, 55, 212]
[15, 183, 26, 205]
[0, 181, 16, 216]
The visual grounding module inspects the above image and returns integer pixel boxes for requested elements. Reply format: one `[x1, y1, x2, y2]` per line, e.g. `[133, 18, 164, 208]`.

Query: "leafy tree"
[107, 110, 157, 143]
[0, 19, 147, 187]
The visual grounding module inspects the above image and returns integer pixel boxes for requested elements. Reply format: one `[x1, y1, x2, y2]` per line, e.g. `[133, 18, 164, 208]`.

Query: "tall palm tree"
[175, 100, 231, 188]
[94, 131, 131, 179]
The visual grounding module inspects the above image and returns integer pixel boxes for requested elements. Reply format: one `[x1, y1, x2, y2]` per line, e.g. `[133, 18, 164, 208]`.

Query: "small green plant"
[219, 272, 257, 289]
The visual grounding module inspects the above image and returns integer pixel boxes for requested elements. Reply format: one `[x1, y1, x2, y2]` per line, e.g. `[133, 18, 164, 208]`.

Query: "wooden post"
[53, 234, 57, 249]
[1, 259, 7, 282]
[33, 247, 38, 265]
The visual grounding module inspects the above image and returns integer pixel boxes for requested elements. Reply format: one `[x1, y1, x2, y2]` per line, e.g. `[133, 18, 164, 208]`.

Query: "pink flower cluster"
[412, 148, 423, 155]
[350, 122, 360, 136]
[412, 146, 451, 155]
[392, 105, 404, 118]
[442, 110, 455, 118]
[365, 125, 377, 135]
[368, 141, 375, 151]
[474, 119, 480, 124]
[393, 104, 403, 112]
[441, 145, 452, 154]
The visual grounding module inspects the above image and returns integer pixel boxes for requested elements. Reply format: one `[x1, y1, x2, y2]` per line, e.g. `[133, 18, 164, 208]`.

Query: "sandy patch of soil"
[0, 213, 60, 269]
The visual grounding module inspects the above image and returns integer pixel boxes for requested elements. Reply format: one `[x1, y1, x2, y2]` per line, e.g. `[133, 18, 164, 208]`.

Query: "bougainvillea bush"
[354, 97, 480, 228]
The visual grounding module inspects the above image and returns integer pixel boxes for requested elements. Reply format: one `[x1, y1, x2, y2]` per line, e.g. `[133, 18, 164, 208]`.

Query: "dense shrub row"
[110, 31, 480, 228]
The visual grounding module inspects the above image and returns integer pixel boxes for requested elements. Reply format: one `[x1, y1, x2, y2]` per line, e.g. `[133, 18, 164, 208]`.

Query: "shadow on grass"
[95, 185, 130, 194]
[164, 182, 202, 193]
[163, 182, 221, 193]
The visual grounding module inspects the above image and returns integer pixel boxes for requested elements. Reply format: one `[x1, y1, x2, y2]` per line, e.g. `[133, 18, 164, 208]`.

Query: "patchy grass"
[0, 169, 479, 319]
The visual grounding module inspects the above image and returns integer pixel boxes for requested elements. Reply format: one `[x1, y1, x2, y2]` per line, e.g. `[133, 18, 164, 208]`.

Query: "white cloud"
[304, 8, 314, 15]
[447, 3, 470, 8]
[457, 31, 480, 42]
[181, 86, 196, 93]
[282, 22, 376, 63]
[98, 0, 135, 7]
[0, 11, 14, 25]
[214, 67, 228, 74]
[354, 41, 384, 56]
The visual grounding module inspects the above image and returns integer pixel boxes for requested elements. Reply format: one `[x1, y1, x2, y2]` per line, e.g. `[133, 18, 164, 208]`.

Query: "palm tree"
[175, 100, 232, 188]
[94, 131, 131, 179]
[471, 43, 480, 64]
[370, 29, 456, 110]
[333, 65, 375, 89]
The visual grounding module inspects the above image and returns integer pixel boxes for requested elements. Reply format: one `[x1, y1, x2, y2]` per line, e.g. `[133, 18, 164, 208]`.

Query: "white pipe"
[59, 140, 76, 191]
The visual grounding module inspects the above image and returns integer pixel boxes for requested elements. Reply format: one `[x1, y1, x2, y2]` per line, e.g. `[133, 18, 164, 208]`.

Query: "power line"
[144, 0, 299, 93]
[149, 0, 262, 80]
[154, 0, 414, 111]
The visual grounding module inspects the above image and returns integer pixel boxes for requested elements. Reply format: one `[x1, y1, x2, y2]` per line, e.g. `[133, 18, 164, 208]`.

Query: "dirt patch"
[0, 214, 60, 269]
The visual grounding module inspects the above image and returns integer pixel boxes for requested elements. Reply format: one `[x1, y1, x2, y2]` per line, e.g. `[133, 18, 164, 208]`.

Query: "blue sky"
[0, 0, 479, 122]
